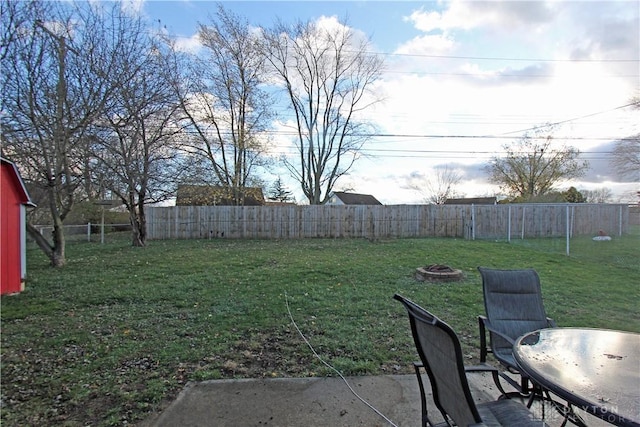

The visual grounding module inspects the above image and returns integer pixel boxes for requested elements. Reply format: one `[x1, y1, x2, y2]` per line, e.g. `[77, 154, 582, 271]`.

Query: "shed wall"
[1, 165, 24, 294]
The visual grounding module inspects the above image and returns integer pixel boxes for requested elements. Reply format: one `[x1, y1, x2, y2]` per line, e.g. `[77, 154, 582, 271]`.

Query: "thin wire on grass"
[284, 292, 399, 427]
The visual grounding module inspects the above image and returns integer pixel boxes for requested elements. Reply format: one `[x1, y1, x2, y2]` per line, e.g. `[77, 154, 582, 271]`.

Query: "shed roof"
[329, 191, 382, 205]
[1, 157, 36, 207]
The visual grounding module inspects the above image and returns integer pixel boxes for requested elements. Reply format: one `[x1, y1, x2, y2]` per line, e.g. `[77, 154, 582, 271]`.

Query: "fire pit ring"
[415, 264, 464, 282]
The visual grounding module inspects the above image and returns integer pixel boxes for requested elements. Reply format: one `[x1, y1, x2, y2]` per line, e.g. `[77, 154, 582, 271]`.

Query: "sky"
[138, 0, 639, 204]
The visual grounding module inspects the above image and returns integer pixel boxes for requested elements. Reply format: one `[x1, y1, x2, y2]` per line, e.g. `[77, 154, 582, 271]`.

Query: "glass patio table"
[514, 328, 640, 427]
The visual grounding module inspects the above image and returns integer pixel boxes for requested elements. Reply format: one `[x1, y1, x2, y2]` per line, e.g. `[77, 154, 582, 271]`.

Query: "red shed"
[1, 157, 35, 295]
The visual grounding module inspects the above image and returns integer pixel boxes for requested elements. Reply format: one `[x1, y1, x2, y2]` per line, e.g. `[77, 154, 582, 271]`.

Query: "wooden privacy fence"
[146, 204, 629, 240]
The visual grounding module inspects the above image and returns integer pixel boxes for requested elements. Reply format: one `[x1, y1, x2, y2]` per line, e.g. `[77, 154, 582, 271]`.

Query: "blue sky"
[138, 0, 639, 204]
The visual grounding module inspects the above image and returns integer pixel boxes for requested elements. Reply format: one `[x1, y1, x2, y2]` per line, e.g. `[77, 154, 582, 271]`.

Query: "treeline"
[1, 1, 383, 264]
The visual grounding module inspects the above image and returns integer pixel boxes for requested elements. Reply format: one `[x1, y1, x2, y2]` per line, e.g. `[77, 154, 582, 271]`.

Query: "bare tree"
[610, 98, 639, 182]
[175, 6, 272, 205]
[0, 0, 40, 61]
[1, 2, 117, 266]
[406, 166, 463, 204]
[582, 188, 613, 203]
[92, 29, 184, 247]
[611, 135, 640, 182]
[1, 2, 169, 264]
[486, 125, 589, 200]
[262, 18, 384, 204]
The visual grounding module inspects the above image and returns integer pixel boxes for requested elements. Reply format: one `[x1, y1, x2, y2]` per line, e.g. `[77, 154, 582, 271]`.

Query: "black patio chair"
[477, 266, 555, 398]
[394, 293, 547, 427]
[477, 267, 586, 427]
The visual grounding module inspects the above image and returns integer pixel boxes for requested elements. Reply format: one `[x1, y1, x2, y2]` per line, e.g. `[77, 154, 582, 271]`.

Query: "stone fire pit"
[415, 264, 464, 282]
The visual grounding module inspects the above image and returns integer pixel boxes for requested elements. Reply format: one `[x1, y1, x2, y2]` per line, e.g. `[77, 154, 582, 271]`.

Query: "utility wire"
[362, 50, 639, 63]
[183, 103, 636, 142]
[284, 292, 399, 427]
[498, 102, 638, 136]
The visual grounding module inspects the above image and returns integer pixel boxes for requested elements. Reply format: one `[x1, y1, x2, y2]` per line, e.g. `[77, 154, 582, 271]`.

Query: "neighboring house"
[444, 197, 497, 205]
[1, 157, 36, 295]
[326, 191, 382, 205]
[176, 185, 265, 206]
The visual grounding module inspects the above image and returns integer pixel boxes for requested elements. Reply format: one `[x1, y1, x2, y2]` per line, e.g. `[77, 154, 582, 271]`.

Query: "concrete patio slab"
[141, 373, 502, 427]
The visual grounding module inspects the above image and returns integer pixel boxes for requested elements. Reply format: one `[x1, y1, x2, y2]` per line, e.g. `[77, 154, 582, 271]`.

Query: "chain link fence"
[31, 223, 132, 244]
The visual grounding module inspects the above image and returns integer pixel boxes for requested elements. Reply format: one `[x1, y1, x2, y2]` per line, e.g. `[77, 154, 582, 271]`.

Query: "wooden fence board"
[145, 204, 630, 240]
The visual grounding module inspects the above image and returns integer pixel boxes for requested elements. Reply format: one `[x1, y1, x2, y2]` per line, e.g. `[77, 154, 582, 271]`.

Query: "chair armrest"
[464, 363, 499, 374]
[481, 317, 516, 346]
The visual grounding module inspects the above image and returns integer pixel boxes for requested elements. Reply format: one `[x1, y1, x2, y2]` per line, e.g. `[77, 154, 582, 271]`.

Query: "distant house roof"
[444, 197, 497, 205]
[176, 185, 265, 206]
[327, 191, 382, 205]
[264, 200, 296, 206]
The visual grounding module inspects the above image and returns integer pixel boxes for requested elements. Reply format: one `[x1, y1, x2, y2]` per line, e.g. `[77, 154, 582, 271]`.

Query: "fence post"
[507, 205, 511, 242]
[101, 207, 105, 244]
[565, 204, 570, 256]
[471, 204, 476, 240]
[87, 222, 91, 242]
[619, 205, 623, 236]
[570, 206, 575, 238]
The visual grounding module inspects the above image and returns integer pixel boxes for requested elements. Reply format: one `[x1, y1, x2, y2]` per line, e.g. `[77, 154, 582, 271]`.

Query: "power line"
[353, 134, 626, 141]
[181, 129, 634, 144]
[382, 69, 638, 79]
[259, 132, 633, 142]
[362, 50, 640, 63]
[498, 102, 639, 136]
[359, 149, 618, 155]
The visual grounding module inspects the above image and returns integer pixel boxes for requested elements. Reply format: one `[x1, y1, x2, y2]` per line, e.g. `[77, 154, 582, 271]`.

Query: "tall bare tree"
[1, 1, 165, 264]
[91, 28, 184, 247]
[406, 166, 463, 204]
[262, 18, 384, 204]
[175, 6, 272, 205]
[582, 188, 613, 203]
[486, 125, 589, 200]
[0, 0, 40, 61]
[611, 97, 640, 183]
[1, 2, 115, 265]
[611, 135, 640, 182]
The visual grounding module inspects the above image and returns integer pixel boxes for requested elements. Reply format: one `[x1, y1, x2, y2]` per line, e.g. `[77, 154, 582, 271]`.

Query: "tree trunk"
[25, 222, 66, 267]
[130, 214, 145, 247]
[51, 223, 66, 267]
[26, 223, 54, 261]
[129, 197, 146, 247]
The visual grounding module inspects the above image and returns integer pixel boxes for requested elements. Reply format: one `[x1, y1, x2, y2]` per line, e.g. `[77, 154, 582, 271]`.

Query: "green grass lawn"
[2, 231, 639, 426]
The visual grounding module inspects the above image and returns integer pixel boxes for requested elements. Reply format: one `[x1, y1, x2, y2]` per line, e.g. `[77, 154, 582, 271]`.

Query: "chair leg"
[517, 384, 588, 427]
[542, 391, 588, 427]
[414, 363, 428, 427]
[525, 388, 537, 408]
[489, 370, 509, 397]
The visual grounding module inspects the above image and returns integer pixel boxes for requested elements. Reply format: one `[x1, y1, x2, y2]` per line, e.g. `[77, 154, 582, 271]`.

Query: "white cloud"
[174, 33, 203, 53]
[395, 33, 456, 55]
[406, 1, 555, 33]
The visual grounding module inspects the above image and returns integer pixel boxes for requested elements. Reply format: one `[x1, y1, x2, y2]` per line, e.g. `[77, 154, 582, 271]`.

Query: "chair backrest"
[394, 294, 482, 427]
[478, 267, 551, 354]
